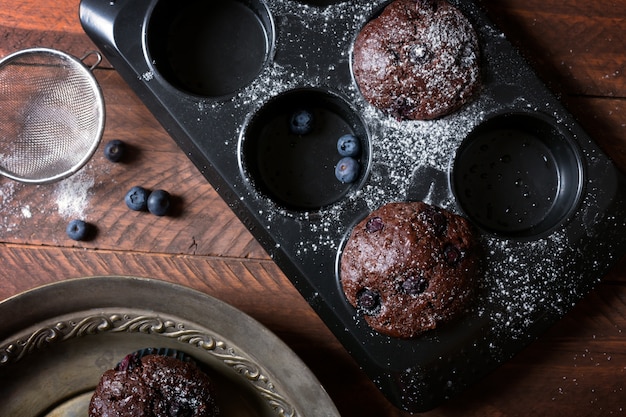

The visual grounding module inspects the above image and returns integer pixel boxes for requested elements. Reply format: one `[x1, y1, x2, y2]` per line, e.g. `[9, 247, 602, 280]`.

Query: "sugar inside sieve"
[0, 47, 105, 184]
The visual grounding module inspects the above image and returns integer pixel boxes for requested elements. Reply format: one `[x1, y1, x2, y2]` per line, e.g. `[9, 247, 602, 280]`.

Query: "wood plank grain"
[0, 244, 303, 328]
[0, 68, 268, 259]
[0, 1, 80, 34]
[568, 97, 626, 172]
[0, 0, 104, 65]
[0, 26, 100, 61]
[478, 0, 626, 98]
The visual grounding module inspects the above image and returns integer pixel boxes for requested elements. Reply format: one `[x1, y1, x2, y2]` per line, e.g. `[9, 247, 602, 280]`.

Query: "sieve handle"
[80, 50, 103, 71]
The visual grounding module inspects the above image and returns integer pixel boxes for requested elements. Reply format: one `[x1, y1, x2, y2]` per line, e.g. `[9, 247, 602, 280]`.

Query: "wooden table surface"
[1, 0, 626, 415]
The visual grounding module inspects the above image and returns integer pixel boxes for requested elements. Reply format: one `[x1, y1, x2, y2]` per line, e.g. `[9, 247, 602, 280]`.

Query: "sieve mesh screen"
[0, 48, 104, 183]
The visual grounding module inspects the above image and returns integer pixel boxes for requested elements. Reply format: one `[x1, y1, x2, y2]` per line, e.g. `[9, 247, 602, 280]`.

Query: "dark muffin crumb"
[352, 0, 481, 120]
[340, 201, 482, 338]
[89, 353, 219, 417]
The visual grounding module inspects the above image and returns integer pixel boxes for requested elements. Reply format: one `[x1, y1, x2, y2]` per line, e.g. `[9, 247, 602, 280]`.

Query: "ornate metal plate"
[0, 276, 340, 417]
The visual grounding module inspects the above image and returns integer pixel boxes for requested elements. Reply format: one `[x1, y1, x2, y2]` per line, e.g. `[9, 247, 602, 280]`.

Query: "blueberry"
[66, 219, 90, 241]
[365, 216, 384, 233]
[289, 109, 314, 135]
[337, 134, 361, 157]
[390, 96, 411, 120]
[169, 402, 192, 417]
[335, 157, 360, 183]
[402, 275, 429, 295]
[443, 244, 464, 266]
[115, 353, 142, 372]
[422, 205, 447, 236]
[104, 139, 126, 163]
[357, 289, 381, 316]
[125, 186, 149, 211]
[147, 189, 171, 216]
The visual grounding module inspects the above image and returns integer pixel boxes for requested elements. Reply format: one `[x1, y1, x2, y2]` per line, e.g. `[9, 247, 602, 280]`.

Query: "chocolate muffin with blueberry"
[340, 202, 481, 338]
[89, 348, 219, 417]
[352, 0, 480, 120]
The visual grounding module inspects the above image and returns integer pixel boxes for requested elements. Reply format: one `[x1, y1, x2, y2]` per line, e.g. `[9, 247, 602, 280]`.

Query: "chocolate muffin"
[89, 350, 219, 417]
[352, 0, 480, 120]
[340, 202, 481, 338]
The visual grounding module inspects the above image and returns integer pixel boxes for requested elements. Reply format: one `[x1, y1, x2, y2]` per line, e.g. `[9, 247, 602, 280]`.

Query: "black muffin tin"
[79, 0, 626, 412]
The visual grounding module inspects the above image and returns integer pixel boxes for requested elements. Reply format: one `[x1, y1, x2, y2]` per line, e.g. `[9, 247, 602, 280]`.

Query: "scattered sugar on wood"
[54, 170, 94, 219]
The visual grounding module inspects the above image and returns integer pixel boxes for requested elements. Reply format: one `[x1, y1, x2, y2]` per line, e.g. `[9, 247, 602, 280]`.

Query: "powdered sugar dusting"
[483, 230, 572, 339]
[54, 170, 94, 219]
[0, 168, 94, 232]
[0, 180, 18, 231]
[20, 205, 32, 219]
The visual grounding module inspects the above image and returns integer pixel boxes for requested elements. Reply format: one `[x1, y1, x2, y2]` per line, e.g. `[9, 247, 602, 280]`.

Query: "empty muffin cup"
[146, 0, 273, 97]
[452, 112, 584, 239]
[240, 88, 369, 211]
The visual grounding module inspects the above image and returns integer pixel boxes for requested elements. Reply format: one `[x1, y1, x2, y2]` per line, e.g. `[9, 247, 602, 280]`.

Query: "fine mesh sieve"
[0, 48, 105, 184]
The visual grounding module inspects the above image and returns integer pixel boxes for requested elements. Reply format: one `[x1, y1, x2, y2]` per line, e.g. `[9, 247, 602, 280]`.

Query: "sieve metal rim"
[0, 47, 106, 184]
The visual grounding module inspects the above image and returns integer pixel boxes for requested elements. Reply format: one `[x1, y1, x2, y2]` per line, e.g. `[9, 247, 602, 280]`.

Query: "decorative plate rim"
[0, 276, 340, 417]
